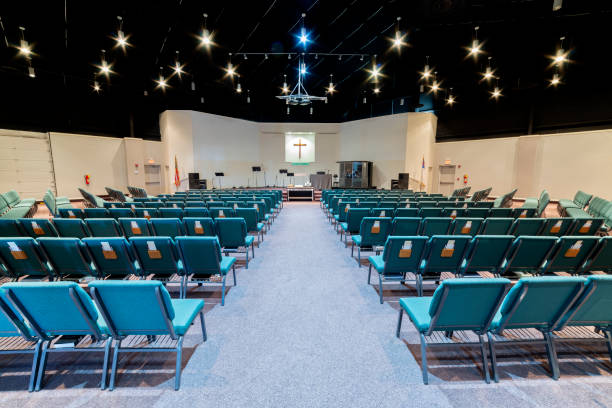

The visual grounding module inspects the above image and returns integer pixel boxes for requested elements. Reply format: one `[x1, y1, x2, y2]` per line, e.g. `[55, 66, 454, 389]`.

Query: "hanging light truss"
[276, 54, 326, 106]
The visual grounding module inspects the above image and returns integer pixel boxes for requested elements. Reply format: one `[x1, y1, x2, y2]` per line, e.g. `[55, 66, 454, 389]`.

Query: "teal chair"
[134, 208, 159, 219]
[540, 218, 575, 237]
[489, 208, 513, 218]
[584, 236, 612, 274]
[175, 237, 236, 305]
[0, 292, 41, 391]
[43, 189, 71, 217]
[558, 190, 592, 214]
[183, 217, 216, 237]
[368, 236, 428, 303]
[247, 201, 270, 231]
[89, 280, 206, 389]
[37, 237, 96, 280]
[420, 218, 451, 236]
[165, 201, 185, 209]
[501, 236, 559, 277]
[160, 208, 184, 219]
[108, 208, 134, 219]
[18, 218, 58, 238]
[216, 218, 255, 268]
[544, 236, 599, 275]
[487, 277, 586, 381]
[460, 235, 514, 277]
[118, 217, 152, 237]
[185, 201, 206, 207]
[183, 207, 209, 218]
[570, 218, 605, 236]
[129, 237, 184, 297]
[334, 201, 358, 228]
[466, 208, 490, 218]
[379, 200, 398, 209]
[85, 218, 122, 237]
[151, 218, 185, 238]
[395, 208, 419, 217]
[419, 207, 443, 218]
[480, 218, 513, 235]
[339, 208, 370, 243]
[0, 219, 25, 237]
[83, 208, 109, 218]
[52, 218, 91, 238]
[442, 208, 468, 218]
[103, 202, 123, 209]
[58, 208, 84, 219]
[370, 208, 394, 218]
[418, 236, 471, 296]
[82, 237, 139, 279]
[397, 278, 511, 384]
[509, 218, 545, 236]
[512, 208, 537, 219]
[451, 217, 484, 236]
[0, 237, 53, 280]
[390, 217, 421, 236]
[351, 217, 392, 267]
[1, 282, 112, 390]
[235, 208, 264, 243]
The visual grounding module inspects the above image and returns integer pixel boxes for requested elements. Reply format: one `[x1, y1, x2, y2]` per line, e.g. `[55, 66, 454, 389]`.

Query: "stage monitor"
[287, 172, 295, 177]
[252, 166, 262, 172]
[214, 172, 225, 177]
[279, 169, 288, 174]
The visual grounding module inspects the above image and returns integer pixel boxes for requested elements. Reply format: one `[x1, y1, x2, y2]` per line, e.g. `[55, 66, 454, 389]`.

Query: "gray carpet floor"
[1, 201, 612, 407]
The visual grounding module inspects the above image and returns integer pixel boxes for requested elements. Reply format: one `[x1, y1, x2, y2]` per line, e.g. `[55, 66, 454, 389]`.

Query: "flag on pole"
[422, 156, 425, 169]
[174, 155, 180, 188]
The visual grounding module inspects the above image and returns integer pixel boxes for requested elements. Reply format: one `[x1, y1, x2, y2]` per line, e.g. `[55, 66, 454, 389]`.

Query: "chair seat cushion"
[566, 207, 590, 218]
[4, 207, 31, 219]
[334, 215, 340, 221]
[245, 236, 254, 247]
[352, 235, 362, 246]
[522, 198, 538, 209]
[256, 223, 264, 231]
[14, 200, 35, 208]
[368, 255, 385, 273]
[220, 256, 236, 274]
[558, 199, 579, 209]
[340, 222, 348, 231]
[171, 299, 205, 335]
[399, 297, 433, 332]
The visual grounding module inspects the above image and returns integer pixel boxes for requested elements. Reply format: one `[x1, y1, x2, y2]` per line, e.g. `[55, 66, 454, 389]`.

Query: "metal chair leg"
[544, 331, 560, 380]
[478, 334, 491, 384]
[221, 275, 226, 306]
[252, 243, 255, 259]
[358, 247, 361, 267]
[28, 340, 42, 392]
[351, 242, 354, 257]
[420, 333, 429, 384]
[34, 340, 49, 391]
[606, 329, 612, 361]
[245, 247, 249, 269]
[200, 311, 207, 342]
[233, 265, 237, 285]
[367, 264, 372, 284]
[175, 336, 184, 390]
[487, 332, 499, 382]
[396, 309, 403, 338]
[378, 273, 384, 304]
[109, 339, 121, 391]
[101, 338, 112, 389]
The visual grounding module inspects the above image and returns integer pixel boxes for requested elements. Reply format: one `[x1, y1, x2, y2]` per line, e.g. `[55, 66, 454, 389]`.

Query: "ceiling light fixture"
[114, 16, 130, 51]
[491, 82, 502, 99]
[420, 56, 431, 81]
[327, 74, 335, 94]
[482, 56, 495, 82]
[467, 26, 483, 59]
[200, 13, 213, 48]
[298, 13, 309, 47]
[550, 72, 561, 86]
[172, 50, 185, 78]
[93, 80, 101, 92]
[97, 49, 113, 77]
[236, 81, 242, 93]
[155, 67, 168, 90]
[391, 17, 406, 50]
[282, 74, 289, 94]
[429, 72, 441, 94]
[225, 53, 236, 77]
[276, 54, 326, 106]
[551, 36, 569, 66]
[446, 88, 456, 105]
[17, 27, 32, 57]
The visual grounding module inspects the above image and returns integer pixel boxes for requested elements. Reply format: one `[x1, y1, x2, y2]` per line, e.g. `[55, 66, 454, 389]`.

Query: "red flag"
[174, 155, 180, 188]
[422, 156, 425, 169]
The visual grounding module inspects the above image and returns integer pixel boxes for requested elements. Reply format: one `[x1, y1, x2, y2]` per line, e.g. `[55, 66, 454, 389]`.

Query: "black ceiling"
[1, 0, 612, 140]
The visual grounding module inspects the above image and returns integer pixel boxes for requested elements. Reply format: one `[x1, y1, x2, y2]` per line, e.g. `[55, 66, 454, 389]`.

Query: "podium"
[337, 161, 373, 188]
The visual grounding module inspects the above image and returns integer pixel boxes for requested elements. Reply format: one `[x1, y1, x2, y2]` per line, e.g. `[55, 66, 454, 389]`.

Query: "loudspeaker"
[188, 173, 201, 189]
[398, 173, 410, 189]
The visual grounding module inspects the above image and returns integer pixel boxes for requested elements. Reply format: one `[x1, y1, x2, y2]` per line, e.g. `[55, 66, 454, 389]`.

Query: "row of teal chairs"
[0, 236, 239, 302]
[396, 276, 612, 384]
[367, 235, 612, 300]
[0, 190, 37, 219]
[0, 280, 206, 391]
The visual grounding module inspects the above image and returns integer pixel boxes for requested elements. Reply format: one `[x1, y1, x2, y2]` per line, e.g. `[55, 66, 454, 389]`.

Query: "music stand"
[279, 169, 288, 187]
[252, 166, 261, 188]
[287, 172, 295, 186]
[214, 172, 224, 189]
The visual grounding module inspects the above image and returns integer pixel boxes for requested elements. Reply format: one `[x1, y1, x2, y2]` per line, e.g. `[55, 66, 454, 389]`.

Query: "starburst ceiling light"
[113, 16, 130, 51]
[550, 72, 561, 87]
[199, 13, 213, 48]
[225, 53, 236, 77]
[550, 36, 569, 67]
[467, 26, 483, 59]
[420, 56, 431, 81]
[481, 56, 496, 82]
[446, 88, 456, 105]
[281, 74, 289, 94]
[298, 13, 309, 47]
[155, 67, 168, 90]
[172, 50, 185, 78]
[391, 17, 407, 50]
[327, 74, 335, 94]
[276, 55, 326, 106]
[93, 80, 101, 92]
[17, 27, 32, 57]
[491, 84, 502, 99]
[97, 49, 113, 77]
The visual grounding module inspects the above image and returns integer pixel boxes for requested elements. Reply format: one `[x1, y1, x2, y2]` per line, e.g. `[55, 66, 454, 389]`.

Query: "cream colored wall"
[434, 129, 612, 200]
[50, 133, 127, 198]
[160, 110, 194, 192]
[405, 113, 437, 192]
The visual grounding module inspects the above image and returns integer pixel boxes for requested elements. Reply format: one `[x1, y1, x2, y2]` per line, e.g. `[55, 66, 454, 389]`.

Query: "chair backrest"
[462, 235, 515, 275]
[175, 236, 222, 275]
[512, 208, 537, 218]
[420, 217, 451, 236]
[570, 218, 604, 236]
[358, 217, 392, 246]
[129, 237, 181, 276]
[451, 217, 484, 236]
[82, 237, 138, 277]
[422, 235, 471, 274]
[426, 278, 511, 334]
[336, 201, 357, 222]
[585, 237, 612, 274]
[0, 219, 24, 237]
[159, 207, 184, 219]
[544, 236, 600, 275]
[540, 218, 575, 237]
[43, 190, 57, 216]
[489, 208, 513, 217]
[370, 208, 394, 218]
[85, 218, 121, 237]
[53, 218, 91, 238]
[151, 218, 185, 238]
[1, 282, 103, 340]
[510, 218, 545, 236]
[135, 208, 159, 220]
[209, 207, 236, 219]
[89, 280, 176, 337]
[235, 208, 260, 232]
[84, 208, 109, 218]
[0, 291, 34, 339]
[119, 218, 152, 237]
[574, 190, 593, 208]
[481, 218, 514, 235]
[0, 237, 51, 278]
[2, 190, 21, 206]
[18, 218, 58, 238]
[395, 208, 419, 218]
[216, 218, 248, 248]
[37, 237, 95, 278]
[502, 236, 558, 276]
[466, 208, 490, 218]
[382, 236, 428, 275]
[183, 217, 216, 236]
[58, 208, 84, 219]
[391, 217, 421, 236]
[109, 208, 134, 219]
[419, 207, 442, 218]
[345, 208, 371, 233]
[536, 190, 550, 216]
[184, 207, 209, 218]
[493, 277, 586, 332]
[560, 275, 612, 329]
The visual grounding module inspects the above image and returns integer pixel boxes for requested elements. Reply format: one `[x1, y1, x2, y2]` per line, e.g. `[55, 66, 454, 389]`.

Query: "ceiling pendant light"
[490, 80, 502, 100]
[420, 56, 431, 81]
[391, 17, 406, 50]
[114, 16, 130, 52]
[27, 63, 35, 78]
[225, 53, 236, 77]
[327, 74, 335, 94]
[200, 13, 213, 48]
[282, 74, 289, 94]
[550, 72, 561, 87]
[429, 72, 441, 94]
[236, 81, 242, 93]
[97, 49, 113, 78]
[467, 26, 483, 59]
[298, 13, 309, 47]
[446, 88, 456, 106]
[551, 36, 569, 67]
[93, 80, 101, 93]
[155, 67, 168, 90]
[276, 54, 326, 106]
[481, 56, 495, 82]
[373, 87, 380, 94]
[247, 90, 251, 103]
[17, 27, 32, 57]
[172, 50, 185, 78]
[367, 55, 382, 81]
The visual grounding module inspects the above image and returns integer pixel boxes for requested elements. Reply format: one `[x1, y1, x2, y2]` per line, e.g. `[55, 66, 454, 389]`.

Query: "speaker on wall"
[398, 173, 410, 189]
[188, 173, 201, 189]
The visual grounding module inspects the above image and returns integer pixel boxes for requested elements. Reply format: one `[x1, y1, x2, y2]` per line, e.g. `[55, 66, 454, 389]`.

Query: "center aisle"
[172, 201, 436, 407]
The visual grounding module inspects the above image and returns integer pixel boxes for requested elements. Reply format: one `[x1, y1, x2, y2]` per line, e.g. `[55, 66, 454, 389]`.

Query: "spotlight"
[420, 57, 432, 81]
[391, 17, 404, 50]
[467, 26, 483, 59]
[156, 76, 168, 89]
[28, 65, 35, 78]
[430, 81, 440, 93]
[481, 57, 495, 82]
[491, 86, 502, 99]
[17, 27, 32, 57]
[97, 50, 113, 77]
[327, 74, 335, 94]
[553, 48, 567, 65]
[373, 87, 380, 94]
[446, 89, 456, 105]
[236, 82, 242, 93]
[299, 32, 308, 44]
[550, 73, 561, 86]
[200, 14, 212, 48]
[93, 80, 101, 92]
[114, 17, 130, 51]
